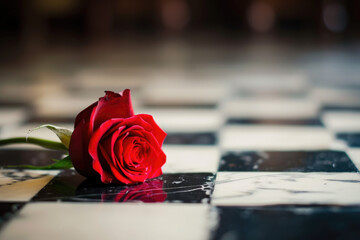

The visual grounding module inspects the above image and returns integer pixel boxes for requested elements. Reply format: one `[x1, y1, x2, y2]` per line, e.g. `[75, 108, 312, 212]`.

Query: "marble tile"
[0, 202, 211, 240]
[74, 68, 150, 90]
[140, 80, 228, 107]
[34, 93, 93, 121]
[346, 149, 360, 173]
[0, 170, 59, 202]
[220, 125, 333, 151]
[227, 118, 323, 126]
[32, 170, 215, 204]
[0, 149, 65, 166]
[234, 72, 309, 95]
[0, 108, 27, 128]
[162, 145, 220, 173]
[138, 108, 223, 132]
[336, 133, 360, 147]
[213, 206, 360, 240]
[322, 112, 360, 132]
[310, 87, 360, 109]
[0, 202, 24, 226]
[219, 151, 357, 172]
[212, 172, 360, 206]
[223, 98, 319, 119]
[164, 132, 216, 145]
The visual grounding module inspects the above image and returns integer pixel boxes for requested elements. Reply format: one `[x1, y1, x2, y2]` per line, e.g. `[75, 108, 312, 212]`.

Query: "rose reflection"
[101, 180, 167, 203]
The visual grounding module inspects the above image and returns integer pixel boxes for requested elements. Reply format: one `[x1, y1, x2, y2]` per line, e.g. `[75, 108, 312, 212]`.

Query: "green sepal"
[28, 124, 73, 149]
[6, 155, 73, 170]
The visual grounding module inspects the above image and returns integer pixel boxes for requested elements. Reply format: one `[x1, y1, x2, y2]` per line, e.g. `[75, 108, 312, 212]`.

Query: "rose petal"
[69, 119, 98, 177]
[93, 90, 134, 129]
[88, 118, 124, 183]
[137, 114, 167, 146]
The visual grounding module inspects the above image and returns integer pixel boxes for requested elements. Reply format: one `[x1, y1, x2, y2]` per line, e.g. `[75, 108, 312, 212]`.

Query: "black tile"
[219, 151, 358, 172]
[143, 103, 217, 109]
[213, 206, 360, 240]
[0, 202, 24, 229]
[227, 118, 323, 126]
[32, 170, 215, 203]
[337, 133, 360, 147]
[322, 106, 360, 111]
[0, 149, 65, 167]
[164, 132, 217, 145]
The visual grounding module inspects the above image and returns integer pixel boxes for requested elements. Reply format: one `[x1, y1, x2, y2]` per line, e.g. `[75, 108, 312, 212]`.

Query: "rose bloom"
[69, 90, 167, 184]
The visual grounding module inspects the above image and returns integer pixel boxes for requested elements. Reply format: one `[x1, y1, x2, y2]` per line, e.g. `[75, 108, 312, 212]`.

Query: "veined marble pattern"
[212, 172, 360, 206]
[220, 126, 333, 150]
[0, 170, 59, 202]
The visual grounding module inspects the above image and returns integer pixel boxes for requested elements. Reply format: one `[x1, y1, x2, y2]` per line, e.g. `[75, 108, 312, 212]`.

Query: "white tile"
[75, 68, 150, 90]
[309, 87, 360, 107]
[140, 80, 228, 106]
[212, 172, 360, 206]
[0, 80, 64, 103]
[162, 145, 220, 173]
[220, 125, 333, 151]
[322, 112, 360, 132]
[34, 93, 95, 119]
[223, 98, 319, 119]
[0, 108, 27, 127]
[346, 149, 360, 172]
[234, 72, 309, 94]
[0, 170, 59, 202]
[138, 108, 223, 132]
[0, 203, 211, 240]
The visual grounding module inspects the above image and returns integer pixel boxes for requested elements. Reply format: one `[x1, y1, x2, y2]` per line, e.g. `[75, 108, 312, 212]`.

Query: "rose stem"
[0, 137, 68, 151]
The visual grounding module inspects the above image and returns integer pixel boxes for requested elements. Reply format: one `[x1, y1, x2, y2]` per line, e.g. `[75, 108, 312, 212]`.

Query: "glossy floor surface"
[0, 41, 360, 240]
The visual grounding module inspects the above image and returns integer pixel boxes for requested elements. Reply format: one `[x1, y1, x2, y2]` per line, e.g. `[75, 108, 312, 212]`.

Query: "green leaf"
[6, 155, 73, 170]
[28, 124, 73, 149]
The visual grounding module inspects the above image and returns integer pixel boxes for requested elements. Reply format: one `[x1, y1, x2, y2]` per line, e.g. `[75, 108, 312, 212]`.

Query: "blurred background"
[0, 0, 359, 124]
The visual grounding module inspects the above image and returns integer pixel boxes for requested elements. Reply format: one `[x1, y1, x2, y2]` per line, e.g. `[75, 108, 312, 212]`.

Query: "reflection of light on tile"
[322, 112, 360, 132]
[223, 98, 319, 119]
[247, 1, 275, 33]
[139, 108, 223, 132]
[213, 172, 360, 206]
[323, 3, 348, 33]
[221, 125, 333, 150]
[0, 203, 210, 240]
[0, 170, 59, 202]
[162, 145, 220, 173]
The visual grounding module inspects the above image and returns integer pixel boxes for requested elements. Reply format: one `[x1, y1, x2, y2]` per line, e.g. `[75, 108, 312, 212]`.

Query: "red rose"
[69, 89, 167, 184]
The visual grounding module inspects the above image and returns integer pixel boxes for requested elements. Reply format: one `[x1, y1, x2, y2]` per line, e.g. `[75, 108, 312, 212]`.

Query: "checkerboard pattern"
[1, 59, 360, 240]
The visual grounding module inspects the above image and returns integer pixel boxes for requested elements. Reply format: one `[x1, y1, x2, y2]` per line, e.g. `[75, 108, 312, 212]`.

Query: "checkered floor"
[1, 46, 360, 239]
